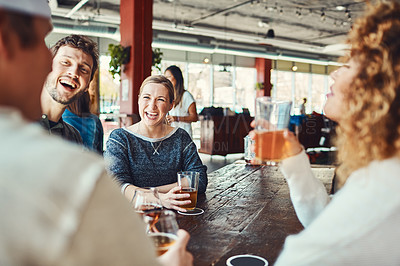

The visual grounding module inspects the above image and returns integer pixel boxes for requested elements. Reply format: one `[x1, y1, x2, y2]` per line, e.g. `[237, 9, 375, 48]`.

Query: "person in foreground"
[39, 34, 98, 144]
[274, 1, 400, 265]
[105, 75, 207, 211]
[164, 65, 198, 138]
[0, 1, 192, 265]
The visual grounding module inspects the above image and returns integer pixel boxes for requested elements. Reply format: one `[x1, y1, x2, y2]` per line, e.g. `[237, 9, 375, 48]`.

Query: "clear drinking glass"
[254, 97, 292, 165]
[148, 210, 179, 256]
[176, 171, 204, 215]
[131, 187, 163, 229]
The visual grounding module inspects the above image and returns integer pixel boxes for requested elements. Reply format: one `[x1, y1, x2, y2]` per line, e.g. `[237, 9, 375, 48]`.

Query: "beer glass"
[131, 187, 163, 229]
[148, 210, 179, 256]
[254, 97, 292, 165]
[177, 171, 204, 215]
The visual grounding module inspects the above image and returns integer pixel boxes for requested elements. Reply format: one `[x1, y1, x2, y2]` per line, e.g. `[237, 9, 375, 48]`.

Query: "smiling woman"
[104, 75, 208, 212]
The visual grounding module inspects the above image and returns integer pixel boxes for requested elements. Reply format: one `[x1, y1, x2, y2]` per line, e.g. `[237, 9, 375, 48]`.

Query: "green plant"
[255, 82, 264, 90]
[107, 44, 130, 80]
[152, 48, 163, 71]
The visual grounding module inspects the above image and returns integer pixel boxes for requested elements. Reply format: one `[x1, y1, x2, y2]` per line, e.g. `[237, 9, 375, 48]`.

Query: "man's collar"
[40, 114, 64, 130]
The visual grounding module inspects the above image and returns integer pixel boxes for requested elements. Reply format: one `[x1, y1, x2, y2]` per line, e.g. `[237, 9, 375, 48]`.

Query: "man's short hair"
[0, 10, 38, 49]
[51, 35, 99, 82]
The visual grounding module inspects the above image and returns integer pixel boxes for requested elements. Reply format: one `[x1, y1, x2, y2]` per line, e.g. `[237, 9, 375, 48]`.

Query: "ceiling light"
[336, 5, 346, 11]
[292, 63, 298, 72]
[203, 57, 210, 64]
[320, 10, 326, 21]
[266, 29, 275, 38]
[258, 20, 269, 28]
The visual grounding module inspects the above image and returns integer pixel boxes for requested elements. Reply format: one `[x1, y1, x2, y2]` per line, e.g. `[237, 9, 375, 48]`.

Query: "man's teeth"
[60, 80, 76, 89]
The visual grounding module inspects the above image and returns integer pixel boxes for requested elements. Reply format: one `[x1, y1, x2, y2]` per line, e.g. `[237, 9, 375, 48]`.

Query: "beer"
[255, 130, 286, 162]
[177, 187, 197, 210]
[136, 204, 162, 228]
[150, 233, 178, 256]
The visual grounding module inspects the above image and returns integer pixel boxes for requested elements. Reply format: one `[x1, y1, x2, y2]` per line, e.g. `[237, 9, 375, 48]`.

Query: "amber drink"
[177, 187, 198, 210]
[150, 232, 178, 256]
[255, 97, 292, 164]
[177, 171, 200, 211]
[255, 130, 287, 162]
[148, 210, 179, 256]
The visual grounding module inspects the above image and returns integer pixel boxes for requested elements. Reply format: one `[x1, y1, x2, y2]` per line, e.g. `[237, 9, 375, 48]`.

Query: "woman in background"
[63, 91, 104, 154]
[164, 65, 198, 138]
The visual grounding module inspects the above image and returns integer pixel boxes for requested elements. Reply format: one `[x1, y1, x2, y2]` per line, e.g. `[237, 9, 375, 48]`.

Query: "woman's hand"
[166, 115, 177, 124]
[159, 186, 191, 212]
[249, 121, 303, 162]
[158, 230, 193, 266]
[282, 130, 304, 158]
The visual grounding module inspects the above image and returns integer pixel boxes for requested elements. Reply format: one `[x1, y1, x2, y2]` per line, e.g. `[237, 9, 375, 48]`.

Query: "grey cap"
[0, 0, 51, 18]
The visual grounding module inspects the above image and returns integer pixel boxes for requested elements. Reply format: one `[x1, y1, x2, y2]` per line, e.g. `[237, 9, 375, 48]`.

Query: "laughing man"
[40, 35, 98, 144]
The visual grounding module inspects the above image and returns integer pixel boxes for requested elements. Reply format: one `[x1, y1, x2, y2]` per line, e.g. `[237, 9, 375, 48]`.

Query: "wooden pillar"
[119, 0, 153, 125]
[255, 58, 272, 97]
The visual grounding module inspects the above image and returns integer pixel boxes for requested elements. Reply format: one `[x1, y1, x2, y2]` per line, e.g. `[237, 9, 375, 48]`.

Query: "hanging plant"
[255, 82, 264, 90]
[152, 48, 163, 71]
[107, 44, 131, 80]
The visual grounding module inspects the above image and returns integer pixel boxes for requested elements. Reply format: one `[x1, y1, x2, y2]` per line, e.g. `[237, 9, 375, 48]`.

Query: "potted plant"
[107, 44, 131, 80]
[255, 82, 264, 90]
[152, 48, 163, 71]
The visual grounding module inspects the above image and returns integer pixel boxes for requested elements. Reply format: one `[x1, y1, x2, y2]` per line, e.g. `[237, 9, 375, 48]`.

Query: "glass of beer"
[131, 187, 163, 230]
[177, 171, 204, 215]
[254, 97, 292, 165]
[148, 210, 179, 256]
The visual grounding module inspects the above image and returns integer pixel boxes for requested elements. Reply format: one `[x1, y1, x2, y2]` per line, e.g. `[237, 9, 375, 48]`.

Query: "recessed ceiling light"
[336, 5, 346, 11]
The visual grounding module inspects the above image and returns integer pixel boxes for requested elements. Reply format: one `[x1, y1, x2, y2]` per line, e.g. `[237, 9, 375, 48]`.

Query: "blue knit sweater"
[104, 127, 208, 193]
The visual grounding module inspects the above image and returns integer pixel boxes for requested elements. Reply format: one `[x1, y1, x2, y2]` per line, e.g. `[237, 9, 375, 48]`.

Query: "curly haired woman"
[275, 1, 400, 264]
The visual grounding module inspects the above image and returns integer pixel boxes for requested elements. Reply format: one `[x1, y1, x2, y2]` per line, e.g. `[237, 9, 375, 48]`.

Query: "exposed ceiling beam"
[65, 0, 89, 18]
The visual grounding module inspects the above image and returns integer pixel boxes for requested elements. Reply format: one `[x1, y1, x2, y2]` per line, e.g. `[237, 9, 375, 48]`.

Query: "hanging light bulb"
[320, 9, 326, 21]
[346, 8, 352, 21]
[292, 62, 298, 72]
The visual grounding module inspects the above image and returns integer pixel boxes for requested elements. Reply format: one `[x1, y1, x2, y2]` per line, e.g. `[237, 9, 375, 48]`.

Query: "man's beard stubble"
[45, 80, 86, 105]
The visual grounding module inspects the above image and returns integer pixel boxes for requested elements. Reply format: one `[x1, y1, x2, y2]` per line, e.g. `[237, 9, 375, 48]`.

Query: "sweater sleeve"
[181, 142, 208, 193]
[104, 130, 132, 186]
[280, 150, 330, 227]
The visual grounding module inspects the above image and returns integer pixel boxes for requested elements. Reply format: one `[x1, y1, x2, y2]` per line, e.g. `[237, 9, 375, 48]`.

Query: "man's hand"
[158, 230, 193, 266]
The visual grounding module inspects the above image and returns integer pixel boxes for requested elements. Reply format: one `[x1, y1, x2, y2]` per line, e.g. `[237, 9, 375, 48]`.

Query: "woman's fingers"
[283, 130, 303, 157]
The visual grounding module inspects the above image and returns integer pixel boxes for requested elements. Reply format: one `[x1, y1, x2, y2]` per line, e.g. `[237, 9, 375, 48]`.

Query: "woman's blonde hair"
[139, 75, 175, 104]
[336, 0, 400, 185]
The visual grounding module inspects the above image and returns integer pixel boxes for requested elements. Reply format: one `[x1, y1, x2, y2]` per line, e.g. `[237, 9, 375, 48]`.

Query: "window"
[99, 55, 120, 114]
[235, 66, 256, 115]
[213, 65, 233, 107]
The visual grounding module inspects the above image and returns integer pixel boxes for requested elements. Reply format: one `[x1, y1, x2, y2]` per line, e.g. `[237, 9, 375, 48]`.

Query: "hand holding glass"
[254, 97, 292, 165]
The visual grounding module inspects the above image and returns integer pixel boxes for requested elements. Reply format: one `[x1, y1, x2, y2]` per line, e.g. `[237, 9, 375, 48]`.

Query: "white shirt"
[0, 108, 159, 266]
[169, 90, 196, 137]
[275, 151, 400, 266]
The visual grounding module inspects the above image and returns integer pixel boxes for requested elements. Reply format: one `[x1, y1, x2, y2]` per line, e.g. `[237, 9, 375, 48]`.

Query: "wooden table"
[176, 161, 335, 266]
